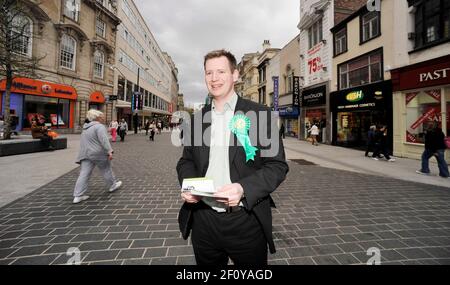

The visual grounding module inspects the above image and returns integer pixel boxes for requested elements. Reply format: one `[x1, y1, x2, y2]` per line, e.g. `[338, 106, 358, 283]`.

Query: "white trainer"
[109, 181, 122, 193]
[388, 158, 396, 162]
[73, 195, 90, 204]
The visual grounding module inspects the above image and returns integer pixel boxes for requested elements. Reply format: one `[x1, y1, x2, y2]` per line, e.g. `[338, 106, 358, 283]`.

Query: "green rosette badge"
[229, 114, 258, 162]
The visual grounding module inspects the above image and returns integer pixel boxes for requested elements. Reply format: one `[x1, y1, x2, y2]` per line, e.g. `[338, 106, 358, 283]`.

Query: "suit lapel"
[200, 105, 211, 175]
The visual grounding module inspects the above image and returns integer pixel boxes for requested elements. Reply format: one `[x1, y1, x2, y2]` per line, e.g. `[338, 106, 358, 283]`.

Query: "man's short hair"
[204, 49, 237, 72]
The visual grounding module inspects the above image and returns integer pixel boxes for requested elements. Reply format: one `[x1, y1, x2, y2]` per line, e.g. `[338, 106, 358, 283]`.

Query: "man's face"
[204, 56, 238, 99]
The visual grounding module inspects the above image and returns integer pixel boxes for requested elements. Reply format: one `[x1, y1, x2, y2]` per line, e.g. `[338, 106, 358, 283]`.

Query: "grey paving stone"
[82, 250, 120, 262]
[117, 249, 145, 259]
[150, 257, 177, 265]
[177, 255, 196, 265]
[79, 241, 113, 251]
[130, 239, 164, 248]
[312, 255, 340, 265]
[396, 248, 434, 259]
[333, 253, 361, 265]
[311, 244, 344, 255]
[167, 246, 195, 257]
[8, 245, 51, 258]
[122, 258, 152, 265]
[11, 254, 59, 265]
[287, 246, 316, 258]
[287, 257, 315, 265]
[110, 240, 133, 250]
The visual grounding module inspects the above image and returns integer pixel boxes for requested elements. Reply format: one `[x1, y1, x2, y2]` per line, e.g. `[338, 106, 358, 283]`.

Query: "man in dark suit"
[176, 50, 289, 266]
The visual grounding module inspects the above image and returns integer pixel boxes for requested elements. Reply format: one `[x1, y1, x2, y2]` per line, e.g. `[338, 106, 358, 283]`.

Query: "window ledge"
[360, 33, 382, 45]
[333, 50, 348, 58]
[409, 38, 450, 54]
[57, 68, 79, 78]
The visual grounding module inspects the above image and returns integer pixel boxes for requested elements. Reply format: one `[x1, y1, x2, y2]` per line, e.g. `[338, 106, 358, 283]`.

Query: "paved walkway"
[0, 134, 449, 265]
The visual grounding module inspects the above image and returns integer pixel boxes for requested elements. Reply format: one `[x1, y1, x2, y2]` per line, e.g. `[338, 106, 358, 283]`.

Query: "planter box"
[0, 137, 67, 157]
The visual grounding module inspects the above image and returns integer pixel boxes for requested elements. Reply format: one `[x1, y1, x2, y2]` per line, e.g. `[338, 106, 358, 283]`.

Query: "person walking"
[279, 123, 285, 139]
[73, 110, 122, 204]
[308, 122, 319, 146]
[416, 125, 449, 178]
[118, 118, 128, 142]
[177, 49, 288, 266]
[372, 125, 395, 162]
[144, 119, 150, 136]
[365, 125, 376, 157]
[109, 119, 119, 143]
[149, 121, 156, 141]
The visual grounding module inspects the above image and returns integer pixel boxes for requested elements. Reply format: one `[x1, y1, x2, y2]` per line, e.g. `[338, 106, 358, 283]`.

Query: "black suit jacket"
[176, 97, 289, 254]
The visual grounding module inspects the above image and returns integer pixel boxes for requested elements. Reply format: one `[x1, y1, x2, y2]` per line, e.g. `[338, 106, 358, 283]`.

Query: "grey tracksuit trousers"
[73, 159, 116, 197]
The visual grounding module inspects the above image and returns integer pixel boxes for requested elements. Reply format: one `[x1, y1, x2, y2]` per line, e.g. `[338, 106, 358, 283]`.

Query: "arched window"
[12, 14, 33, 57]
[93, 50, 104, 78]
[60, 34, 77, 70]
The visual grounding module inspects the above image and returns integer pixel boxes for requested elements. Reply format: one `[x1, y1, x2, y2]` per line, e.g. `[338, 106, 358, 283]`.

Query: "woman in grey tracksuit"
[73, 110, 122, 204]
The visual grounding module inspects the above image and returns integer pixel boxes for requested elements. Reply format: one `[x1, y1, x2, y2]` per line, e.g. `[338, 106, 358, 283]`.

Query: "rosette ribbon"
[229, 114, 258, 162]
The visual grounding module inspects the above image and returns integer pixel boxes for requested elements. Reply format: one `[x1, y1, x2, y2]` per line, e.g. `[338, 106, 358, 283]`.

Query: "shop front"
[279, 106, 299, 138]
[330, 80, 393, 149]
[89, 91, 106, 110]
[391, 54, 450, 160]
[0, 77, 77, 131]
[301, 84, 328, 143]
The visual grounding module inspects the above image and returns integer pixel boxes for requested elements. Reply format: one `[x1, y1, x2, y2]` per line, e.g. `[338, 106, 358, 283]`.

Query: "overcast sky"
[134, 0, 300, 106]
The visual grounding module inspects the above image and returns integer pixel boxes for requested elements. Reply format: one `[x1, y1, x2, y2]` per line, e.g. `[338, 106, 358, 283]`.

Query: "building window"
[64, 0, 80, 22]
[118, 76, 125, 101]
[96, 17, 106, 38]
[361, 11, 380, 43]
[414, 0, 450, 48]
[60, 34, 76, 70]
[11, 14, 32, 57]
[334, 28, 347, 56]
[308, 19, 323, 49]
[406, 89, 450, 144]
[339, 50, 382, 90]
[23, 96, 70, 129]
[93, 50, 104, 79]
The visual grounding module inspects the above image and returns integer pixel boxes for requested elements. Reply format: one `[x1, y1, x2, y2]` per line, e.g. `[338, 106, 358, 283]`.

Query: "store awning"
[90, 91, 105, 104]
[0, 77, 77, 100]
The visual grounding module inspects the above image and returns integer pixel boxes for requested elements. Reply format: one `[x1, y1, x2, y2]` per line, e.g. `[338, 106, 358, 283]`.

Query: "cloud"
[134, 0, 300, 105]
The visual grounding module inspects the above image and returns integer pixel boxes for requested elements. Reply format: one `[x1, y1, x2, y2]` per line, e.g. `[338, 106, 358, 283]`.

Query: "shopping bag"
[47, 130, 59, 138]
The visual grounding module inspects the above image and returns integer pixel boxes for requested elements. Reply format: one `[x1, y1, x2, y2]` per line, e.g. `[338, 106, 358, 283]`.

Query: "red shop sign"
[391, 55, 450, 91]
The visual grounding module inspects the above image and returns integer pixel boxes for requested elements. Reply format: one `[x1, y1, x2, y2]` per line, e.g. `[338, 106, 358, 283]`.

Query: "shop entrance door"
[337, 110, 387, 149]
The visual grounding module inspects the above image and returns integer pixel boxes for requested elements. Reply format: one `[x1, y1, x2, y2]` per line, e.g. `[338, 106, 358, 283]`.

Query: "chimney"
[262, 40, 271, 51]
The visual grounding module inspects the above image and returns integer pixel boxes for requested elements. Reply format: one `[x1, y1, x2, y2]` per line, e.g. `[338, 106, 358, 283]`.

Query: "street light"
[134, 67, 149, 134]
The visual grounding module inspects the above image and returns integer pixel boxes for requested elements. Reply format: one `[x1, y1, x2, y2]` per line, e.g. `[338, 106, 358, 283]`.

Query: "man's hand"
[108, 151, 113, 161]
[214, 183, 244, 207]
[181, 192, 201, 204]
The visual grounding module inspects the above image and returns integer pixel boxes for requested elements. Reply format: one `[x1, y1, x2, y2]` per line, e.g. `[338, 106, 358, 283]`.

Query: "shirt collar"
[212, 92, 238, 113]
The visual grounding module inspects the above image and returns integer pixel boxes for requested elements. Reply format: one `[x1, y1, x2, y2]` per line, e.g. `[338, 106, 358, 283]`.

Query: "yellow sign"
[346, 91, 364, 102]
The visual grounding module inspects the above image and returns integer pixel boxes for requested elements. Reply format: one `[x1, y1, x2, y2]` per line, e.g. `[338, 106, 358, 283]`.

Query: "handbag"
[445, 137, 450, 149]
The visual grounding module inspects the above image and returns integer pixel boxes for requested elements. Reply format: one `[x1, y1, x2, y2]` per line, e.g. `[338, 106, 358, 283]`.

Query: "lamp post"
[134, 67, 149, 134]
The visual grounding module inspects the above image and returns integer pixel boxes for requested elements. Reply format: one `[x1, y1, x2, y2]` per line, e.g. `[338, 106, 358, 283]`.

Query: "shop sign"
[419, 68, 450, 82]
[306, 42, 324, 84]
[302, 85, 326, 107]
[331, 80, 392, 112]
[391, 55, 450, 91]
[273, 76, 279, 111]
[0, 77, 77, 100]
[293, 76, 300, 107]
[279, 106, 299, 117]
[346, 91, 364, 102]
